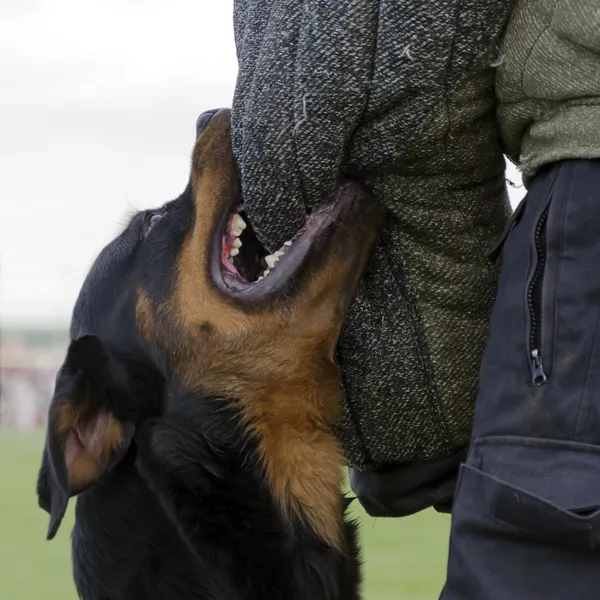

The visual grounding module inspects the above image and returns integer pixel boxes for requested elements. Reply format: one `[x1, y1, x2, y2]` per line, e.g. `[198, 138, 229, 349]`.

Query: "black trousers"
[441, 159, 600, 599]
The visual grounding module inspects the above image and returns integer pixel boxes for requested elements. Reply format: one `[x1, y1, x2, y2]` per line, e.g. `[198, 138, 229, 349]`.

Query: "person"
[232, 0, 513, 519]
[230, 0, 600, 597]
[440, 2, 600, 597]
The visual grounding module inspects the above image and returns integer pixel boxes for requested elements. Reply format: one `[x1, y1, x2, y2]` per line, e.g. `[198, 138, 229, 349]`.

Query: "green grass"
[0, 431, 450, 599]
[0, 431, 77, 599]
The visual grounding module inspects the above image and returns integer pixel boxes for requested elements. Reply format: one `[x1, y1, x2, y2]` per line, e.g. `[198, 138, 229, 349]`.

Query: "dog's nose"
[195, 108, 229, 138]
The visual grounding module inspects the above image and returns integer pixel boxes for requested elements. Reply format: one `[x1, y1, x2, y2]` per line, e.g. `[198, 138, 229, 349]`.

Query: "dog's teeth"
[230, 248, 240, 257]
[265, 255, 278, 269]
[232, 214, 247, 232]
[257, 276, 264, 281]
[263, 269, 271, 277]
[232, 238, 242, 249]
[274, 250, 284, 258]
[232, 226, 243, 237]
[284, 240, 292, 247]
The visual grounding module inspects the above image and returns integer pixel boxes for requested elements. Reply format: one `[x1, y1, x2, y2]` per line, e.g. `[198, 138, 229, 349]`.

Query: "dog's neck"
[197, 373, 347, 550]
[142, 385, 358, 600]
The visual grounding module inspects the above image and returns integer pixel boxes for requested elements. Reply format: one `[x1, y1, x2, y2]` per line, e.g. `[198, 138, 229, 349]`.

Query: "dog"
[36, 109, 383, 599]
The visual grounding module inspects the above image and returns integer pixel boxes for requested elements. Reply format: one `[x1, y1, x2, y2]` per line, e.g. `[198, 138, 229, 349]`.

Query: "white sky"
[0, 0, 525, 328]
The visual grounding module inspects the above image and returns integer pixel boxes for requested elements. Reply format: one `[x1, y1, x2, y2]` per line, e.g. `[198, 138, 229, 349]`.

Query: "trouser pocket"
[441, 437, 600, 600]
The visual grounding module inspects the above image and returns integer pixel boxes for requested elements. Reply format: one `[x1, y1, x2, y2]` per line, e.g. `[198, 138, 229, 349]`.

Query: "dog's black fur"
[36, 110, 381, 599]
[36, 223, 360, 600]
[39, 334, 359, 600]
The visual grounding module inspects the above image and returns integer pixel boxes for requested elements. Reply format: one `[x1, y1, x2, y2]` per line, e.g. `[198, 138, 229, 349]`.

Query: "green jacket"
[497, 0, 600, 177]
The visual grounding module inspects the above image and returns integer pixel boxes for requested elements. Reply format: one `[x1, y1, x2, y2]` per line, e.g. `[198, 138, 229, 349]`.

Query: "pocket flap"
[460, 465, 600, 548]
[459, 437, 600, 549]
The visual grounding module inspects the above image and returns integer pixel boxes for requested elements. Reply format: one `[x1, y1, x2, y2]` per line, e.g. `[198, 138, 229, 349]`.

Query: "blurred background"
[0, 1, 525, 598]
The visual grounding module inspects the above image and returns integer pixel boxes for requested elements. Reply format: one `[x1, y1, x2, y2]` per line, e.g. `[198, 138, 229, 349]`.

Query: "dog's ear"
[37, 335, 139, 540]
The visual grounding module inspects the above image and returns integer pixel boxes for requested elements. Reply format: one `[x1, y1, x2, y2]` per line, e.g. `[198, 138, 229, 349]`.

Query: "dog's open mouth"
[212, 185, 363, 299]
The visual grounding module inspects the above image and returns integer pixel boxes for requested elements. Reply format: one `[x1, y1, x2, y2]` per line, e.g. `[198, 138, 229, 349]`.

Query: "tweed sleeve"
[232, 0, 378, 251]
[231, 0, 513, 492]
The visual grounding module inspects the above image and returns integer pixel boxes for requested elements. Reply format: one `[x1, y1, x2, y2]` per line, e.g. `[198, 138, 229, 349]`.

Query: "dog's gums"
[215, 187, 364, 298]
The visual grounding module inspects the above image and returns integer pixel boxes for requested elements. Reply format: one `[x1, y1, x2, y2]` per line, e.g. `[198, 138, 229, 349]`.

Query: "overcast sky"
[0, 0, 525, 328]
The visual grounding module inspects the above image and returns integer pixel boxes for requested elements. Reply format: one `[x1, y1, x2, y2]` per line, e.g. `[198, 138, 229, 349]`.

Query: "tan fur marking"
[136, 288, 157, 346]
[243, 384, 345, 549]
[57, 404, 124, 489]
[56, 403, 78, 434]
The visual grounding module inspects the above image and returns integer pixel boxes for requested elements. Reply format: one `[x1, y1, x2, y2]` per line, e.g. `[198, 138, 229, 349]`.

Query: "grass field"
[0, 431, 451, 599]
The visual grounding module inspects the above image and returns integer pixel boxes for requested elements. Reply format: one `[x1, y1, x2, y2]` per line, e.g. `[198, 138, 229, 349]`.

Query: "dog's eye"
[144, 211, 164, 236]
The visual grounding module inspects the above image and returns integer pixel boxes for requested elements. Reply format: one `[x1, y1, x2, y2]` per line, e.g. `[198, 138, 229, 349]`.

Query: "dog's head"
[37, 109, 383, 544]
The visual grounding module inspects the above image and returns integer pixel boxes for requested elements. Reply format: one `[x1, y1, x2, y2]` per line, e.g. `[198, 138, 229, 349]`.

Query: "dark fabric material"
[231, 1, 514, 495]
[349, 448, 466, 518]
[441, 159, 600, 599]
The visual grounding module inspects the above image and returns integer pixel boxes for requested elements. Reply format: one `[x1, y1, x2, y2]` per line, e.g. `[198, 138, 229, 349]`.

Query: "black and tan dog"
[36, 109, 383, 599]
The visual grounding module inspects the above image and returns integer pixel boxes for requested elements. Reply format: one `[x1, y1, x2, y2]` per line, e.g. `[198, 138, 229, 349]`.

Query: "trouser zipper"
[527, 205, 549, 386]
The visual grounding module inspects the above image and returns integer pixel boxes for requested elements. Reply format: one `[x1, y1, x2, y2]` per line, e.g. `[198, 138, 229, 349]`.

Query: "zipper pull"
[531, 349, 547, 386]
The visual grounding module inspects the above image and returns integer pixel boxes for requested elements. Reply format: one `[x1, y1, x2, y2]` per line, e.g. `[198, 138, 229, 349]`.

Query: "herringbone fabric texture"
[231, 0, 513, 470]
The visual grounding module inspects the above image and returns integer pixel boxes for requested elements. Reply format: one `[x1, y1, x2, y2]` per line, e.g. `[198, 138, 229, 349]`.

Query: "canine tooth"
[232, 226, 244, 237]
[232, 238, 242, 249]
[263, 269, 271, 277]
[232, 214, 247, 232]
[284, 240, 292, 247]
[230, 248, 240, 257]
[265, 255, 278, 268]
[257, 276, 264, 281]
[274, 250, 284, 258]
